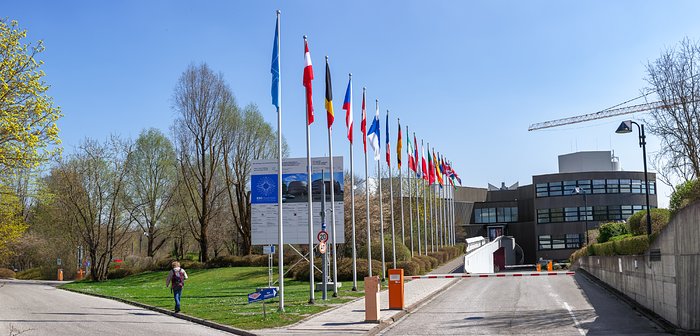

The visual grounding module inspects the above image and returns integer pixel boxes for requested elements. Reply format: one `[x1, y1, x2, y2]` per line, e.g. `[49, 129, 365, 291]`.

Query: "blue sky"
[6, 1, 700, 207]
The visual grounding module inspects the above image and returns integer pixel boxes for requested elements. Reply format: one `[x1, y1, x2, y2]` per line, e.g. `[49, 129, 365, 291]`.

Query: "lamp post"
[573, 186, 589, 245]
[616, 120, 653, 235]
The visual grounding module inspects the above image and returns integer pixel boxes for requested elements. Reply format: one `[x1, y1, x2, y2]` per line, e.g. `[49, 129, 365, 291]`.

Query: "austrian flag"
[303, 38, 314, 125]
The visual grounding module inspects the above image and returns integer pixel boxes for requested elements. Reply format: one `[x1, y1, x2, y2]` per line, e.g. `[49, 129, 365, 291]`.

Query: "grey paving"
[380, 273, 669, 335]
[256, 254, 466, 336]
[0, 279, 233, 336]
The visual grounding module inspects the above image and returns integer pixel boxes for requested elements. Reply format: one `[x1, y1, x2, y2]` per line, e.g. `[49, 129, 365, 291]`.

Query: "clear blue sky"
[6, 1, 700, 207]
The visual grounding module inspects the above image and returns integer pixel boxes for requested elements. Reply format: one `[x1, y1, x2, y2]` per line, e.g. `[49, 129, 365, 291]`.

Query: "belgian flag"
[325, 58, 334, 129]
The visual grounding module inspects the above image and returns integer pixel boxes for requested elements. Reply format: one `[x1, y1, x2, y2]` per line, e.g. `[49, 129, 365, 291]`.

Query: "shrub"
[591, 241, 615, 256]
[180, 260, 205, 269]
[627, 208, 671, 235]
[107, 268, 133, 279]
[123, 255, 156, 273]
[358, 239, 412, 264]
[568, 246, 590, 264]
[397, 260, 421, 276]
[609, 233, 633, 241]
[414, 255, 439, 269]
[612, 235, 649, 255]
[0, 268, 16, 279]
[598, 222, 629, 243]
[16, 267, 43, 280]
[669, 179, 700, 214]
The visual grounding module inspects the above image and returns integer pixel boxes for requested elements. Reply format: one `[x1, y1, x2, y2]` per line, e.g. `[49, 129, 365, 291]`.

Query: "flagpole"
[324, 56, 339, 297]
[415, 134, 422, 256]
[363, 88, 372, 277]
[407, 126, 414, 257]
[429, 152, 435, 253]
[387, 111, 396, 269]
[422, 140, 428, 256]
[398, 119, 405, 253]
[303, 36, 314, 304]
[441, 183, 446, 249]
[273, 9, 285, 313]
[450, 185, 455, 246]
[377, 100, 386, 280]
[347, 74, 358, 292]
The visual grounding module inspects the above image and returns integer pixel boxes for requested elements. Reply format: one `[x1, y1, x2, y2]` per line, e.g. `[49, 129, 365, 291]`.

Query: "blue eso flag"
[271, 14, 280, 109]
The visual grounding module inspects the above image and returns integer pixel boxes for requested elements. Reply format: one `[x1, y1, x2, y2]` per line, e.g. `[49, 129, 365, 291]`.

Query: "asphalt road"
[380, 273, 669, 336]
[0, 280, 232, 336]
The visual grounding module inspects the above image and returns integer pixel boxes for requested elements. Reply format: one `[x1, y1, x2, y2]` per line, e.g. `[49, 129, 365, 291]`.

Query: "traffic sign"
[319, 241, 327, 254]
[247, 287, 278, 303]
[263, 245, 275, 254]
[317, 230, 328, 243]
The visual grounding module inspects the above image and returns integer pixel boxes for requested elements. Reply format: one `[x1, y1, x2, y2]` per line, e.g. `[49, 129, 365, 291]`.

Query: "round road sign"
[319, 241, 327, 254]
[317, 230, 329, 243]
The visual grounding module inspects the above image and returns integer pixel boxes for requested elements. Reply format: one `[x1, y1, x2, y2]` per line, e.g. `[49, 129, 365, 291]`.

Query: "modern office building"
[458, 151, 657, 263]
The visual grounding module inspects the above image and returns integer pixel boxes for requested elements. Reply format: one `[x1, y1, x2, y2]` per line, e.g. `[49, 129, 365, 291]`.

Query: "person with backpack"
[165, 261, 188, 313]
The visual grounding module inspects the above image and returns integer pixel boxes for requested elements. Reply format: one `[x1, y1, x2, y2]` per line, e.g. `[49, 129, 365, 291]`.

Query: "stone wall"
[578, 201, 700, 332]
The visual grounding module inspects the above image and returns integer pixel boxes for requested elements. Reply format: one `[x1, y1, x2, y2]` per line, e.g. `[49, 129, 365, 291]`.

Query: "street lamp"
[616, 120, 653, 235]
[573, 186, 589, 245]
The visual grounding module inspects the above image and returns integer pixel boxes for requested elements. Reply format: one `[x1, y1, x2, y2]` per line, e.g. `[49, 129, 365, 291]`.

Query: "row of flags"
[299, 37, 462, 187]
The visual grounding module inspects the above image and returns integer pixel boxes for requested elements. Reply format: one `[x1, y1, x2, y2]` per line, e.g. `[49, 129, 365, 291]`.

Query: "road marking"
[564, 301, 585, 336]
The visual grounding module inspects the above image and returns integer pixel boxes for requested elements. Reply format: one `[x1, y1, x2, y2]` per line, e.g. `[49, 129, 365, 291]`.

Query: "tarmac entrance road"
[0, 280, 233, 336]
[380, 273, 669, 336]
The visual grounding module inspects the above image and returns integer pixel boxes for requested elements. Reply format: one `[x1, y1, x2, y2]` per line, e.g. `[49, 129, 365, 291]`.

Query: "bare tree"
[50, 137, 133, 281]
[124, 128, 177, 257]
[221, 103, 286, 255]
[645, 37, 700, 189]
[172, 63, 229, 262]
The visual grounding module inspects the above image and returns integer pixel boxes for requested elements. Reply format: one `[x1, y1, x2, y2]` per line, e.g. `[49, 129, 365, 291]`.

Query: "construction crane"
[528, 99, 679, 131]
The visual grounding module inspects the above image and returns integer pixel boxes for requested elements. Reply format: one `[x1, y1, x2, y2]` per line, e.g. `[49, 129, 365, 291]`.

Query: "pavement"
[255, 254, 465, 336]
[378, 272, 669, 335]
[0, 279, 234, 336]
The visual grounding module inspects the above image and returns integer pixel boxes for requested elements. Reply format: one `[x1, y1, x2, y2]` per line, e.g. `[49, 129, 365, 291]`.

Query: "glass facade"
[536, 179, 655, 198]
[474, 207, 518, 223]
[538, 233, 584, 250]
[537, 205, 646, 224]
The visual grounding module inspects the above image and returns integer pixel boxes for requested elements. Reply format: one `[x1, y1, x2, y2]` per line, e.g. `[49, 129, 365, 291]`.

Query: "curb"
[576, 269, 679, 334]
[60, 287, 256, 336]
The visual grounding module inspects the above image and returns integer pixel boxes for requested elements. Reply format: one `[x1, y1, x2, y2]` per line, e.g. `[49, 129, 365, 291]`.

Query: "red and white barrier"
[406, 271, 575, 280]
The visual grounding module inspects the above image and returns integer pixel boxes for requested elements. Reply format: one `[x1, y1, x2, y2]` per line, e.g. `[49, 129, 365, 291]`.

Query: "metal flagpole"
[377, 100, 386, 280]
[363, 88, 372, 277]
[273, 10, 285, 312]
[429, 168, 435, 253]
[416, 136, 422, 256]
[275, 10, 284, 312]
[422, 140, 428, 256]
[387, 111, 396, 269]
[325, 56, 339, 297]
[451, 187, 455, 245]
[442, 184, 447, 248]
[347, 74, 358, 292]
[303, 36, 314, 304]
[407, 126, 414, 257]
[398, 121, 405, 251]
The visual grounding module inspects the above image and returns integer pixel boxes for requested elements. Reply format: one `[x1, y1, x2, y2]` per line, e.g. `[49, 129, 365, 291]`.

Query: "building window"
[537, 205, 648, 223]
[565, 207, 579, 222]
[566, 234, 583, 249]
[537, 209, 550, 224]
[539, 234, 583, 250]
[535, 178, 656, 198]
[475, 207, 518, 223]
[538, 235, 552, 250]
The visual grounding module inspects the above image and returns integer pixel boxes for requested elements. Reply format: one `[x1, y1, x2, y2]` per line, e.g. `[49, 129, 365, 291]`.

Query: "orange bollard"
[547, 261, 553, 272]
[388, 269, 405, 310]
[536, 264, 541, 272]
[57, 268, 64, 281]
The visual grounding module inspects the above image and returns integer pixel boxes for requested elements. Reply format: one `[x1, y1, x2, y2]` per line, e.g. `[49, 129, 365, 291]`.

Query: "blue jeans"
[173, 287, 182, 310]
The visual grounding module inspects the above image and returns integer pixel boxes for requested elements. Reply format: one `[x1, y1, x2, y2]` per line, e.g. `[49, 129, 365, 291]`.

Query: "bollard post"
[57, 268, 63, 281]
[547, 260, 553, 272]
[536, 264, 541, 272]
[364, 276, 380, 323]
[388, 269, 404, 310]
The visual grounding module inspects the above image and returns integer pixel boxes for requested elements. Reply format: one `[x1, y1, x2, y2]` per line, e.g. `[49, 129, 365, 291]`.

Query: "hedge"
[0, 268, 16, 279]
[570, 235, 650, 263]
[598, 222, 629, 243]
[627, 208, 670, 236]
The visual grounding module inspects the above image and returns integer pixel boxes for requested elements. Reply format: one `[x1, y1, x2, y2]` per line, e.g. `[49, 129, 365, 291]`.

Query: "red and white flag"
[303, 38, 314, 125]
[361, 88, 367, 153]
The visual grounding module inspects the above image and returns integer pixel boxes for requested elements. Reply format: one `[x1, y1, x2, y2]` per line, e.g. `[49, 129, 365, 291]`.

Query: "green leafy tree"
[0, 19, 61, 174]
[125, 128, 177, 257]
[0, 184, 27, 262]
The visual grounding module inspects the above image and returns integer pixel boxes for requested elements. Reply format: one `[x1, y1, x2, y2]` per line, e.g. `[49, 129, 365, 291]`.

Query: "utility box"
[364, 276, 381, 323]
[388, 269, 404, 310]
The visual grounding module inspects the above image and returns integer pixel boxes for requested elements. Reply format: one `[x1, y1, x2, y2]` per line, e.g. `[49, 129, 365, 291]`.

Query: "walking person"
[165, 261, 188, 313]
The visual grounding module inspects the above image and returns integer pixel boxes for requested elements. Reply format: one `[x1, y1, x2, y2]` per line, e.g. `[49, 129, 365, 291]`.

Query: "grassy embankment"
[63, 267, 365, 330]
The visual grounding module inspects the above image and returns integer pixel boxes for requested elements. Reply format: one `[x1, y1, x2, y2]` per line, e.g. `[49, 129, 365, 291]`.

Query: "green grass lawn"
[62, 267, 366, 330]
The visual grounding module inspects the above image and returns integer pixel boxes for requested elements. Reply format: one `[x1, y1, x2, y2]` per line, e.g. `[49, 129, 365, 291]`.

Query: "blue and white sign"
[247, 287, 278, 304]
[251, 156, 345, 245]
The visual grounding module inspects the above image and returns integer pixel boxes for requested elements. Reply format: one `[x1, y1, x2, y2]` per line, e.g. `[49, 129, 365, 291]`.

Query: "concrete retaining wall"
[578, 201, 700, 332]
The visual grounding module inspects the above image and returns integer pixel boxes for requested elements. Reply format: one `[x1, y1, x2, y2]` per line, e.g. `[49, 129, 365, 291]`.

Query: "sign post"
[320, 177, 328, 301]
[247, 287, 279, 318]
